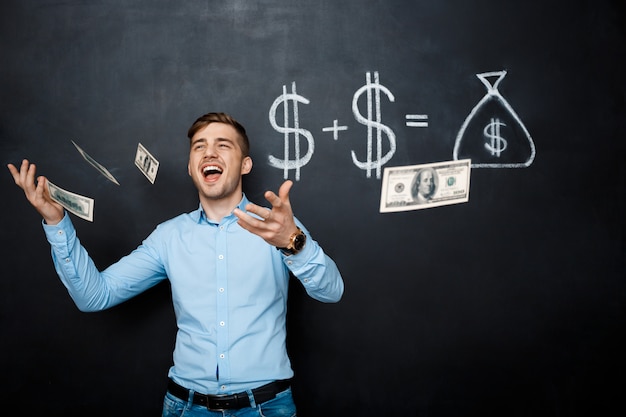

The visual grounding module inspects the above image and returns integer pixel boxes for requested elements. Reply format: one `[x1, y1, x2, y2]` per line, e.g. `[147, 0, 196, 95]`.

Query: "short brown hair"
[187, 112, 250, 156]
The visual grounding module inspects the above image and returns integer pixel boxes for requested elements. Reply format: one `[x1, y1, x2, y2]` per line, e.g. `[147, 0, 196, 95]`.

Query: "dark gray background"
[1, 1, 624, 415]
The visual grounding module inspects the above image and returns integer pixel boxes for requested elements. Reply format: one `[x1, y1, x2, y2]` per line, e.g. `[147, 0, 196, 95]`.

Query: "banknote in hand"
[47, 180, 95, 222]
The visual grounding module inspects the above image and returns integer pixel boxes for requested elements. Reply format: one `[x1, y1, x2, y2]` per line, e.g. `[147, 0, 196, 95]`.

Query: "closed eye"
[216, 139, 234, 149]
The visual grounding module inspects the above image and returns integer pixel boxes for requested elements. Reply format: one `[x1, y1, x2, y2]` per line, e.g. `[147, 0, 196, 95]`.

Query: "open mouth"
[202, 165, 223, 181]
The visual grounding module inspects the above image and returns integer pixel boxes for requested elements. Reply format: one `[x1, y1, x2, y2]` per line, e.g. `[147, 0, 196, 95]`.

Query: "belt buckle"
[207, 394, 234, 411]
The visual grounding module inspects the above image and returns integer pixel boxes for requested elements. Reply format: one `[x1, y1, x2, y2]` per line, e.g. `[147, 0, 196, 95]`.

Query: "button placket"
[215, 220, 230, 384]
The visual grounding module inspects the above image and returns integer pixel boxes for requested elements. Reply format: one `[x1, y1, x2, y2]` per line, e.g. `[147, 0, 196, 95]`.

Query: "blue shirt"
[43, 194, 344, 394]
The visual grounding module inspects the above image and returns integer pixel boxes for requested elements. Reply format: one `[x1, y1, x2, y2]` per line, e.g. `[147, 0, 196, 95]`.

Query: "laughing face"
[188, 122, 252, 208]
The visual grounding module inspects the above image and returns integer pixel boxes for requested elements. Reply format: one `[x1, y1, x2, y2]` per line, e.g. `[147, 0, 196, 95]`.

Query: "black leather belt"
[167, 378, 291, 410]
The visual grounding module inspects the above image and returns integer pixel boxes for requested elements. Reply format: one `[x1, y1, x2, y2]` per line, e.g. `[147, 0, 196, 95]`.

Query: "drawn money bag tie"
[453, 70, 535, 168]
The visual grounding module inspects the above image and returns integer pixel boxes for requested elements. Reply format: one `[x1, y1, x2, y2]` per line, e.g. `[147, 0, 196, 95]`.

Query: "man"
[411, 167, 437, 204]
[7, 112, 344, 417]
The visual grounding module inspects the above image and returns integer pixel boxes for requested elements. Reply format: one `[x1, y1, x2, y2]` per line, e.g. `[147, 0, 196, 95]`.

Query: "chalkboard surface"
[1, 1, 624, 415]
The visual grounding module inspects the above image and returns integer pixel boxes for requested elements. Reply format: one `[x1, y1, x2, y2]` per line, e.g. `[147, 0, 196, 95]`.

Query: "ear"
[187, 161, 191, 177]
[241, 156, 253, 175]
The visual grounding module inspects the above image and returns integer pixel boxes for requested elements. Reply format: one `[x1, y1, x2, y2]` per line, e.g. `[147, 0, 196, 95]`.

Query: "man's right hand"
[8, 159, 64, 225]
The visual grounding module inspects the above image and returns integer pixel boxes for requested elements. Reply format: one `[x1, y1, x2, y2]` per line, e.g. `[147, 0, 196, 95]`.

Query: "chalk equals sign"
[405, 114, 429, 128]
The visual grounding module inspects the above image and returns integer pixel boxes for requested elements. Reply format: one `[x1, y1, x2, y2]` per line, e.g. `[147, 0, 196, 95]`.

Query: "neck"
[200, 192, 243, 222]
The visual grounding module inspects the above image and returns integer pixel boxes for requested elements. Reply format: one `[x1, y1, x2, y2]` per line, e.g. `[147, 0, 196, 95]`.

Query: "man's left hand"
[234, 180, 300, 248]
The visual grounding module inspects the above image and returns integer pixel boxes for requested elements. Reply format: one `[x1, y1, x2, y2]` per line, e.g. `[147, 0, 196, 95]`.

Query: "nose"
[203, 142, 219, 159]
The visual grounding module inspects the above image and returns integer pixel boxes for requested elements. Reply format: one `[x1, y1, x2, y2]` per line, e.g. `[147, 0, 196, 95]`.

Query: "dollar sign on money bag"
[268, 81, 314, 181]
[483, 117, 507, 157]
[453, 70, 535, 168]
[351, 71, 396, 179]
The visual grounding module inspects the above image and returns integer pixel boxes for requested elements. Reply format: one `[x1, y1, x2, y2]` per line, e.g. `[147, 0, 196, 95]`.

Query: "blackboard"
[1, 0, 624, 415]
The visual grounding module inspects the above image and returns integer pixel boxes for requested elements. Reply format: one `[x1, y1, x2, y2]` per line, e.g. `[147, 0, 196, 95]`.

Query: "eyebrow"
[191, 137, 236, 147]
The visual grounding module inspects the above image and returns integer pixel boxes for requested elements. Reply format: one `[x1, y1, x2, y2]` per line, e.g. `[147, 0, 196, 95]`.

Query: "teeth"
[203, 165, 222, 176]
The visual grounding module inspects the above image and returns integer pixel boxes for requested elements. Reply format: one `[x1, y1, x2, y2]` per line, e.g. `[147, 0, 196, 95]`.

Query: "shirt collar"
[192, 194, 251, 225]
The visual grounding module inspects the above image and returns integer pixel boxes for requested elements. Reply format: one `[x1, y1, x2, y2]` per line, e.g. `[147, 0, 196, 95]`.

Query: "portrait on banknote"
[411, 167, 438, 204]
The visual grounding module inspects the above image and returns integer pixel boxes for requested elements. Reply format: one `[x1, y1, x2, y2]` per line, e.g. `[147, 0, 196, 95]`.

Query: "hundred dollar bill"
[134, 143, 159, 184]
[71, 140, 120, 185]
[47, 180, 95, 222]
[380, 159, 471, 212]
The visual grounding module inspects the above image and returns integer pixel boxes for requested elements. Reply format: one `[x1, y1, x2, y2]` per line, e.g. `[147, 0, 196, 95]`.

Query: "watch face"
[293, 233, 306, 251]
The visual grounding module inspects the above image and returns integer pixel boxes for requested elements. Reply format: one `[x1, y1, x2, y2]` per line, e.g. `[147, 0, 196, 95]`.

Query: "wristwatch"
[278, 227, 307, 255]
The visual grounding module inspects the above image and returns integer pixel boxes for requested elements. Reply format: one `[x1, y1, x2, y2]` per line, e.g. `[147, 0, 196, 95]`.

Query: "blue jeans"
[162, 387, 297, 417]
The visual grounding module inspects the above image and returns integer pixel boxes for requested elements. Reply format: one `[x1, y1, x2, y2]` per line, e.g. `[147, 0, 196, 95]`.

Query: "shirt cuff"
[43, 211, 74, 243]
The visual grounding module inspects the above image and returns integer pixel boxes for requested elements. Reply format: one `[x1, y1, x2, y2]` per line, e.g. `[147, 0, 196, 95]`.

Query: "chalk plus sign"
[322, 119, 348, 140]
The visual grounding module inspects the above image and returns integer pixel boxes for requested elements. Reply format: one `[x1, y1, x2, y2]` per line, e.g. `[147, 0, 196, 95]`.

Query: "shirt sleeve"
[43, 212, 167, 312]
[282, 220, 344, 303]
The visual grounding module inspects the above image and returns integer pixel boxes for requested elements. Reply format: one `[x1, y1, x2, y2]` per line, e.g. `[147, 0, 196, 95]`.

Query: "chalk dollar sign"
[268, 81, 314, 181]
[483, 117, 508, 157]
[351, 71, 396, 179]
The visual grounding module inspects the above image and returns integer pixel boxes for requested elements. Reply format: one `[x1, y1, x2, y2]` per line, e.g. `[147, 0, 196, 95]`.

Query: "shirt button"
[303, 278, 310, 283]
[57, 231, 63, 235]
[218, 254, 224, 260]
[221, 385, 227, 391]
[65, 258, 71, 263]
[220, 354, 225, 359]
[287, 260, 293, 265]
[219, 288, 225, 293]
[219, 321, 225, 326]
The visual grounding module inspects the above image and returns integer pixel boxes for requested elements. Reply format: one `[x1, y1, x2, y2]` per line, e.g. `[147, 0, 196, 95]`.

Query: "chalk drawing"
[453, 70, 535, 168]
[351, 71, 396, 179]
[483, 117, 507, 157]
[405, 114, 429, 128]
[265, 70, 536, 180]
[268, 81, 315, 181]
[322, 119, 349, 140]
